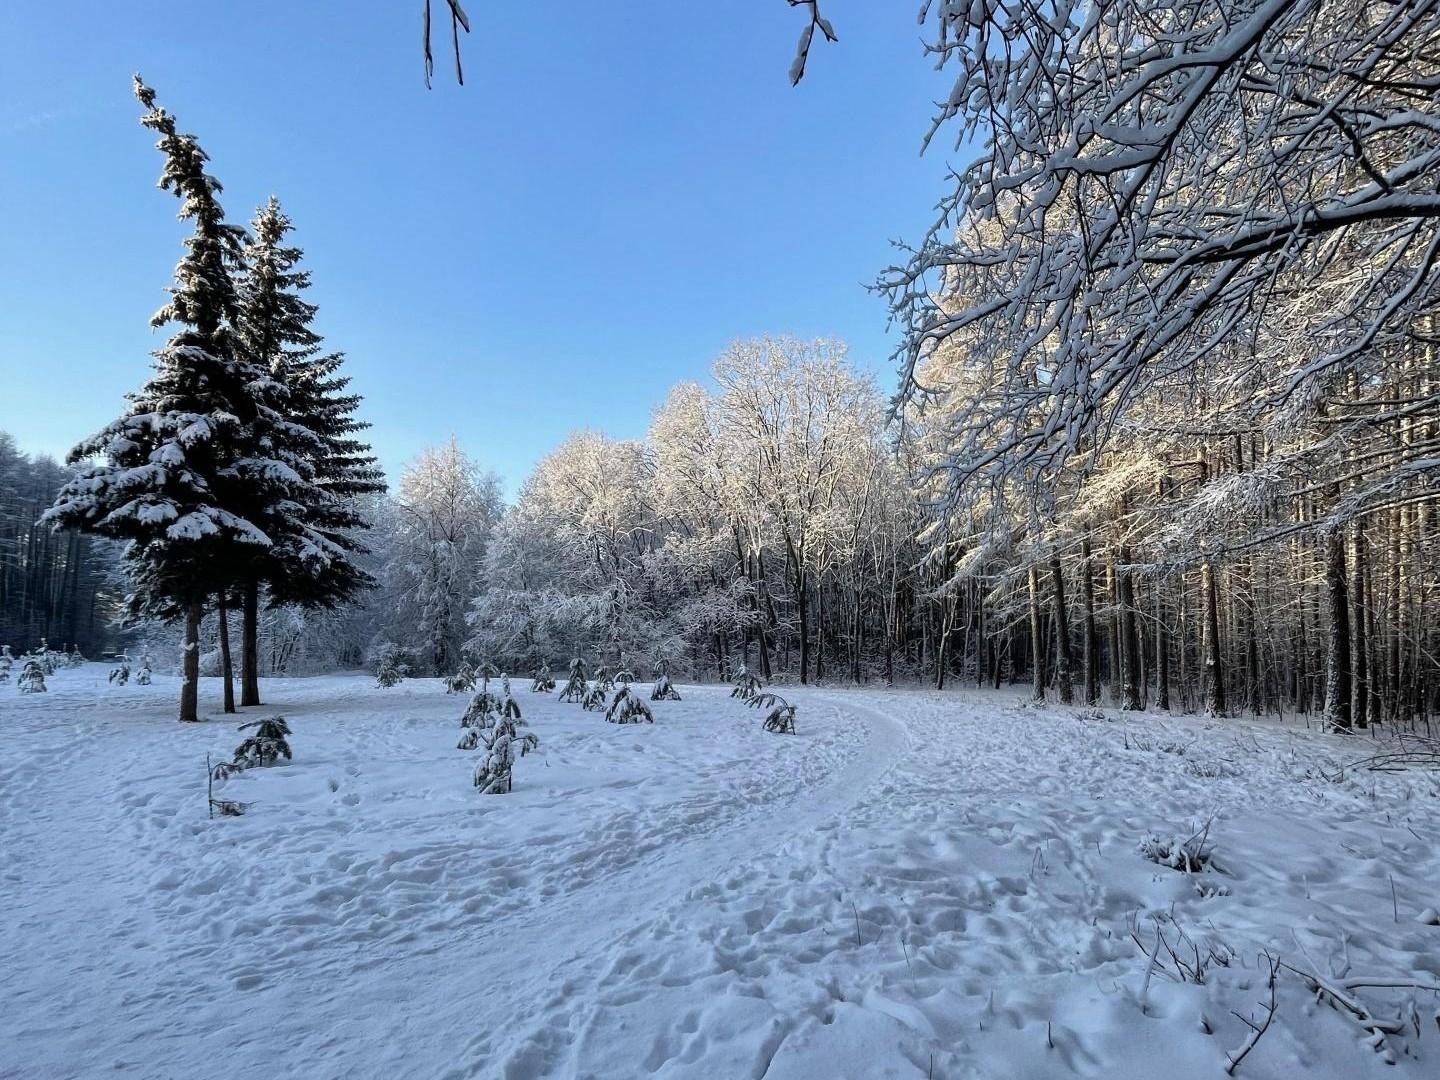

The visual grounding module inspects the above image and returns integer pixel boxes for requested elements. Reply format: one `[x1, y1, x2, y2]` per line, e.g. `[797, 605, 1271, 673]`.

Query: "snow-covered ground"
[4, 665, 1438, 1080]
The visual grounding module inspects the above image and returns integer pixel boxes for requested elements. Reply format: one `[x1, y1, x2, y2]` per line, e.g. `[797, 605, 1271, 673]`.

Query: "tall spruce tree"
[44, 77, 292, 722]
[232, 197, 385, 704]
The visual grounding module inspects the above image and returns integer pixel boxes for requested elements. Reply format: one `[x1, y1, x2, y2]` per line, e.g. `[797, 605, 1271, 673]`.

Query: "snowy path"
[4, 669, 1439, 1080]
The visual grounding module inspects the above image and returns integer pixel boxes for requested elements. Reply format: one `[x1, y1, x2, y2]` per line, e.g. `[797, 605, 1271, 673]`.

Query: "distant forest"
[0, 432, 120, 656]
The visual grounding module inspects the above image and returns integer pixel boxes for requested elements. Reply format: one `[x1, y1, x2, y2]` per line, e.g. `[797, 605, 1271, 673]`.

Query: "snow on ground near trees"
[4, 667, 1439, 1080]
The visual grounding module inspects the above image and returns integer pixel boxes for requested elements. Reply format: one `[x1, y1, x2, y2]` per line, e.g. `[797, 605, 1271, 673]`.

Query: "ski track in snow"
[3, 667, 1439, 1080]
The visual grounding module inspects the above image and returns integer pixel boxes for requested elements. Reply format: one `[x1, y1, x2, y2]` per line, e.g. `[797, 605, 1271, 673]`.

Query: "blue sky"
[0, 2, 954, 491]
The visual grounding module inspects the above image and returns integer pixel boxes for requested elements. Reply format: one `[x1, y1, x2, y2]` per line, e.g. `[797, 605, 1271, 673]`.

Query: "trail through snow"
[3, 667, 1438, 1080]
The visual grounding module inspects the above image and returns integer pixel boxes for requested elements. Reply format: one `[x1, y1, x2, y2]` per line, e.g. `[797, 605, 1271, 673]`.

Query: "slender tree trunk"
[1324, 526, 1353, 731]
[1049, 553, 1074, 705]
[1201, 558, 1226, 715]
[1155, 576, 1171, 711]
[1352, 524, 1369, 729]
[1028, 565, 1045, 702]
[1118, 545, 1142, 711]
[180, 598, 202, 723]
[1106, 557, 1122, 704]
[1081, 540, 1098, 706]
[241, 580, 262, 707]
[217, 592, 236, 714]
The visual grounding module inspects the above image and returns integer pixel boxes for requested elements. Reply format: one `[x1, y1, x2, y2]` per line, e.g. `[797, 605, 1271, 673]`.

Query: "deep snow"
[3, 665, 1438, 1079]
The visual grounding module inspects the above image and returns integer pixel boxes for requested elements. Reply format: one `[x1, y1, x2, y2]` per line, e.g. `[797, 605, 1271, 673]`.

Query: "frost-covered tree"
[582, 684, 607, 711]
[385, 439, 502, 675]
[0, 646, 12, 685]
[43, 78, 285, 723]
[730, 663, 762, 701]
[374, 642, 409, 687]
[650, 664, 681, 701]
[109, 660, 131, 686]
[232, 196, 383, 706]
[135, 655, 153, 686]
[444, 662, 476, 694]
[750, 691, 797, 735]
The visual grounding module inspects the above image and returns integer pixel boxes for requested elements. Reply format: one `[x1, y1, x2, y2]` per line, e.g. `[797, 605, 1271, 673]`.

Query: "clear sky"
[0, 1, 955, 492]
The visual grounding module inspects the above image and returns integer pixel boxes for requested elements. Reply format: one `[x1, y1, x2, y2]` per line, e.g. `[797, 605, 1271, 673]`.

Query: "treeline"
[0, 433, 121, 656]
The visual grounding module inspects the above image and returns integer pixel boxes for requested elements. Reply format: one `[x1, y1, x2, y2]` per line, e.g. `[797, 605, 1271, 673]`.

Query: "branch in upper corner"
[423, 0, 471, 88]
[787, 0, 838, 85]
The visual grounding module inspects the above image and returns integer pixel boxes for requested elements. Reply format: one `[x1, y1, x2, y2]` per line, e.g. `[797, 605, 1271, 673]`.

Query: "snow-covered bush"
[472, 714, 539, 795]
[499, 675, 522, 719]
[749, 692, 796, 734]
[593, 665, 616, 693]
[1, 645, 15, 685]
[559, 657, 588, 703]
[37, 641, 60, 675]
[582, 685, 607, 711]
[374, 643, 410, 688]
[109, 661, 131, 686]
[17, 659, 46, 694]
[135, 656, 153, 686]
[65, 647, 86, 669]
[730, 663, 762, 701]
[444, 662, 476, 694]
[605, 686, 653, 724]
[1139, 820, 1219, 874]
[530, 663, 555, 693]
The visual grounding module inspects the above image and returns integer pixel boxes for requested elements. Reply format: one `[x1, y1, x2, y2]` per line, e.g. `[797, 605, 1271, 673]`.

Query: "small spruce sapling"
[110, 657, 131, 686]
[375, 644, 410, 688]
[749, 692, 797, 734]
[606, 685, 654, 724]
[18, 659, 47, 693]
[472, 713, 539, 795]
[731, 663, 762, 701]
[650, 662, 681, 701]
[499, 674, 522, 719]
[530, 663, 555, 693]
[458, 683, 503, 749]
[582, 685, 608, 711]
[559, 657, 588, 702]
[594, 665, 616, 692]
[66, 647, 86, 669]
[38, 640, 60, 675]
[135, 656, 153, 685]
[0, 646, 14, 685]
[445, 662, 476, 694]
[218, 716, 294, 774]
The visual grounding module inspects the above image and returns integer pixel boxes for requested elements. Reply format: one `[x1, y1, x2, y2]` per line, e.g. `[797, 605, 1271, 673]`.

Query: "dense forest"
[0, 433, 120, 656]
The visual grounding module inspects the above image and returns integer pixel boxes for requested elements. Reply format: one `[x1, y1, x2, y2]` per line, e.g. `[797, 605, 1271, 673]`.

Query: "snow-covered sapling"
[749, 691, 797, 734]
[582, 685, 608, 711]
[606, 686, 654, 724]
[135, 656, 153, 685]
[594, 665, 616, 692]
[458, 685, 502, 749]
[109, 660, 131, 686]
[530, 663, 555, 693]
[219, 716, 294, 774]
[17, 659, 46, 694]
[205, 755, 251, 818]
[374, 644, 409, 688]
[472, 713, 538, 794]
[37, 641, 59, 675]
[730, 663, 762, 701]
[499, 674, 522, 719]
[65, 647, 86, 669]
[650, 667, 681, 701]
[0, 645, 11, 685]
[445, 662, 476, 694]
[559, 657, 588, 702]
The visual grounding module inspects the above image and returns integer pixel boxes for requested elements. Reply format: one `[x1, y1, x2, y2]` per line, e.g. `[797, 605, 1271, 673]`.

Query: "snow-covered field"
[4, 666, 1438, 1080]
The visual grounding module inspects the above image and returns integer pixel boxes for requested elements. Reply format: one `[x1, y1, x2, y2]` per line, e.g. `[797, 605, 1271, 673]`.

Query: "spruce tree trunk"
[795, 566, 810, 685]
[1352, 525, 1369, 729]
[1049, 554, 1074, 705]
[217, 593, 236, 714]
[1155, 577, 1171, 711]
[241, 580, 261, 707]
[1106, 557, 1122, 704]
[1201, 558, 1226, 715]
[1028, 565, 1045, 702]
[1081, 540, 1099, 706]
[180, 598, 202, 723]
[1118, 545, 1142, 711]
[1324, 526, 1353, 730]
